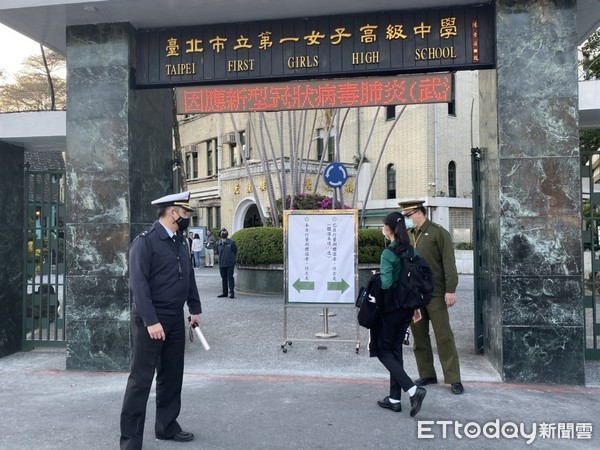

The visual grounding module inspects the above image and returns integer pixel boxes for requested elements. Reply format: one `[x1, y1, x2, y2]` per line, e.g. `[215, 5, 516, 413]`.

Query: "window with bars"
[316, 130, 335, 162]
[387, 163, 396, 199]
[386, 105, 396, 120]
[448, 99, 456, 116]
[448, 160, 457, 198]
[207, 140, 213, 176]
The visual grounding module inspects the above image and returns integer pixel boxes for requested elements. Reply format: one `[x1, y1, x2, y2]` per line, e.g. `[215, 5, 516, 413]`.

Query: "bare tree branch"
[360, 106, 406, 225]
[229, 113, 267, 226]
[352, 106, 381, 207]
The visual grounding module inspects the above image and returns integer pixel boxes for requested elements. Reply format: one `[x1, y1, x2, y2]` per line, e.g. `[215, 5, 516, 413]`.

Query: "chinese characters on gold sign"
[137, 6, 494, 86]
[166, 19, 457, 55]
[164, 17, 461, 77]
[179, 74, 453, 114]
[471, 20, 480, 63]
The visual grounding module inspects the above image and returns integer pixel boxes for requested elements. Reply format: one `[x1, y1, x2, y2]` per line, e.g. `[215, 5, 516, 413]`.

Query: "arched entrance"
[243, 204, 262, 228]
[233, 198, 264, 232]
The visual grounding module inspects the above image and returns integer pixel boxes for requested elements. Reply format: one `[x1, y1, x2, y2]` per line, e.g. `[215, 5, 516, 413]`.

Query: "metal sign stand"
[281, 304, 360, 353]
[315, 307, 337, 338]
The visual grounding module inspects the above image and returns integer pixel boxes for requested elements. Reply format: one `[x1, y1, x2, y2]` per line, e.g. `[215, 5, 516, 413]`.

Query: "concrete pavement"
[0, 271, 598, 449]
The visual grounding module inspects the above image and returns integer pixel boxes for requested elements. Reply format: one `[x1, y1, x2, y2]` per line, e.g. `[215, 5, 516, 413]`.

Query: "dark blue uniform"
[120, 221, 201, 450]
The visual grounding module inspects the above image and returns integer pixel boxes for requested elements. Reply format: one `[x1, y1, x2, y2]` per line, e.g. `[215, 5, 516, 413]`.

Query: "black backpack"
[356, 272, 382, 328]
[394, 246, 434, 309]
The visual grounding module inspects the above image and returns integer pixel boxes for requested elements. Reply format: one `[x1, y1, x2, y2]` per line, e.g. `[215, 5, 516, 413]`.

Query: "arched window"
[448, 161, 457, 198]
[387, 164, 396, 199]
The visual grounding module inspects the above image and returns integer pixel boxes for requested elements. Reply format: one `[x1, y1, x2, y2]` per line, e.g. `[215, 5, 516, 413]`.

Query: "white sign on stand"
[282, 209, 360, 353]
[285, 210, 357, 304]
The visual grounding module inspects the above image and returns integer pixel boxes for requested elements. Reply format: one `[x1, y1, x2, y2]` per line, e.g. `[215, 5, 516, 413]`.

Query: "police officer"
[120, 192, 202, 449]
[400, 200, 464, 395]
[216, 228, 237, 298]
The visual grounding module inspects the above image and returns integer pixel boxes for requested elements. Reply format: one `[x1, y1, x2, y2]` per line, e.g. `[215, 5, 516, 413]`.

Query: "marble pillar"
[66, 23, 173, 370]
[479, 0, 584, 384]
[0, 143, 24, 358]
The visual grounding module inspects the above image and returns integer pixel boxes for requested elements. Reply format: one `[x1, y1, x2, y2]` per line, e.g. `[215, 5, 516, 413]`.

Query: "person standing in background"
[216, 228, 237, 298]
[188, 232, 194, 267]
[191, 233, 203, 269]
[204, 229, 216, 267]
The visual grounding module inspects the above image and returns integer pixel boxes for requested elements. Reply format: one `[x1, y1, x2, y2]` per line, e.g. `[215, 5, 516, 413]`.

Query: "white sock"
[388, 397, 400, 404]
[408, 386, 417, 397]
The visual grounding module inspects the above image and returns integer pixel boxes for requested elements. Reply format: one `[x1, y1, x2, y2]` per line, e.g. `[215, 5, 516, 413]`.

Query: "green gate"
[582, 148, 600, 360]
[22, 169, 66, 350]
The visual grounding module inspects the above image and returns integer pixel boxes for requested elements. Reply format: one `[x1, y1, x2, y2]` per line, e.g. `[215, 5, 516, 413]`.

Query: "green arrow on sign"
[293, 278, 315, 293]
[327, 279, 350, 293]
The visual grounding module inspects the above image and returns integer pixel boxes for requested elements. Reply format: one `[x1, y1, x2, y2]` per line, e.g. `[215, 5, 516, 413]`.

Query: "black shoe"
[229, 293, 235, 298]
[217, 293, 227, 298]
[377, 396, 402, 412]
[156, 431, 194, 442]
[414, 377, 437, 387]
[410, 387, 426, 417]
[451, 382, 464, 395]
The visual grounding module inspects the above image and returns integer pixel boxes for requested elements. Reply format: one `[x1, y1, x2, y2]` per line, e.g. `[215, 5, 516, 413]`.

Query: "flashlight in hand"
[187, 316, 210, 351]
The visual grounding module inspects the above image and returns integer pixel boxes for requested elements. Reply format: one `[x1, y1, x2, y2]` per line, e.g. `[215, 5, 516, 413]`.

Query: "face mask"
[405, 218, 415, 229]
[172, 211, 190, 232]
[176, 217, 190, 232]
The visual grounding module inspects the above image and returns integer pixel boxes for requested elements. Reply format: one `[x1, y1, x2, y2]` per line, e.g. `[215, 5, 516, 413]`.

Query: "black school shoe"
[217, 293, 227, 298]
[377, 396, 402, 412]
[156, 431, 194, 442]
[451, 382, 464, 395]
[410, 387, 427, 417]
[414, 377, 437, 387]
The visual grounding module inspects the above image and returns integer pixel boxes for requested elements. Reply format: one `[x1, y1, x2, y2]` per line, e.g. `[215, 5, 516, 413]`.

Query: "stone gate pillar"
[66, 23, 173, 370]
[479, 0, 584, 383]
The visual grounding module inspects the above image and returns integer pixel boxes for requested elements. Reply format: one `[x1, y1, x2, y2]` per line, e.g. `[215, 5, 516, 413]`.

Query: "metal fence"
[22, 169, 66, 349]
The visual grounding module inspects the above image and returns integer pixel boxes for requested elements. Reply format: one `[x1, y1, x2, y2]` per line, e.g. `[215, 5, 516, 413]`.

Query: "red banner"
[176, 74, 453, 114]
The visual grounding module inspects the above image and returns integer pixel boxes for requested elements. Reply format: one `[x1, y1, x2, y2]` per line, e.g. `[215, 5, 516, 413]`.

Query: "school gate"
[0, 0, 594, 385]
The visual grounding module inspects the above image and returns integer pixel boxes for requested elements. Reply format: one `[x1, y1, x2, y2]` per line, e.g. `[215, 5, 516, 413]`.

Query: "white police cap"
[151, 191, 194, 212]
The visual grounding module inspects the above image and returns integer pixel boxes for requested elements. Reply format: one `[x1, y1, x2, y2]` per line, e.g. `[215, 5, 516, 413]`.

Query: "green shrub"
[232, 227, 284, 265]
[455, 242, 473, 250]
[358, 229, 387, 263]
[232, 226, 386, 265]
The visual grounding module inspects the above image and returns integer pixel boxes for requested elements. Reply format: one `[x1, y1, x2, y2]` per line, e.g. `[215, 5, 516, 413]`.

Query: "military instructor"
[120, 192, 202, 449]
[400, 200, 464, 395]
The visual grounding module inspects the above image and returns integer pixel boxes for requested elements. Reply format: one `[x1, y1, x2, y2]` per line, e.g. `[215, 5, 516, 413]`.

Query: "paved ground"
[1, 271, 599, 449]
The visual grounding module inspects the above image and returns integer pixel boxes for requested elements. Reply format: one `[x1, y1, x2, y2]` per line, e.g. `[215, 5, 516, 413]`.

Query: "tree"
[580, 28, 600, 157]
[581, 29, 600, 81]
[0, 47, 66, 112]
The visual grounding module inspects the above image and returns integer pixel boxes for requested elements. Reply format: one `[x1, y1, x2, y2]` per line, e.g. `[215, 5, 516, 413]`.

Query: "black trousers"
[120, 312, 185, 450]
[377, 308, 415, 400]
[220, 265, 235, 295]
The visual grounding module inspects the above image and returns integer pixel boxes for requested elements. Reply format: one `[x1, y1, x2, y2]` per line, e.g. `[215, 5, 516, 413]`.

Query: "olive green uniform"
[409, 218, 461, 384]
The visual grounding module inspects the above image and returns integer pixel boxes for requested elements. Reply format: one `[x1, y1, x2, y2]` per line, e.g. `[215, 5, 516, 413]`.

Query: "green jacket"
[408, 219, 458, 297]
[380, 242, 402, 290]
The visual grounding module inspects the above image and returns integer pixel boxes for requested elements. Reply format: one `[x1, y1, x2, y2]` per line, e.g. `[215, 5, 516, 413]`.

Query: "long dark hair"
[383, 212, 411, 256]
